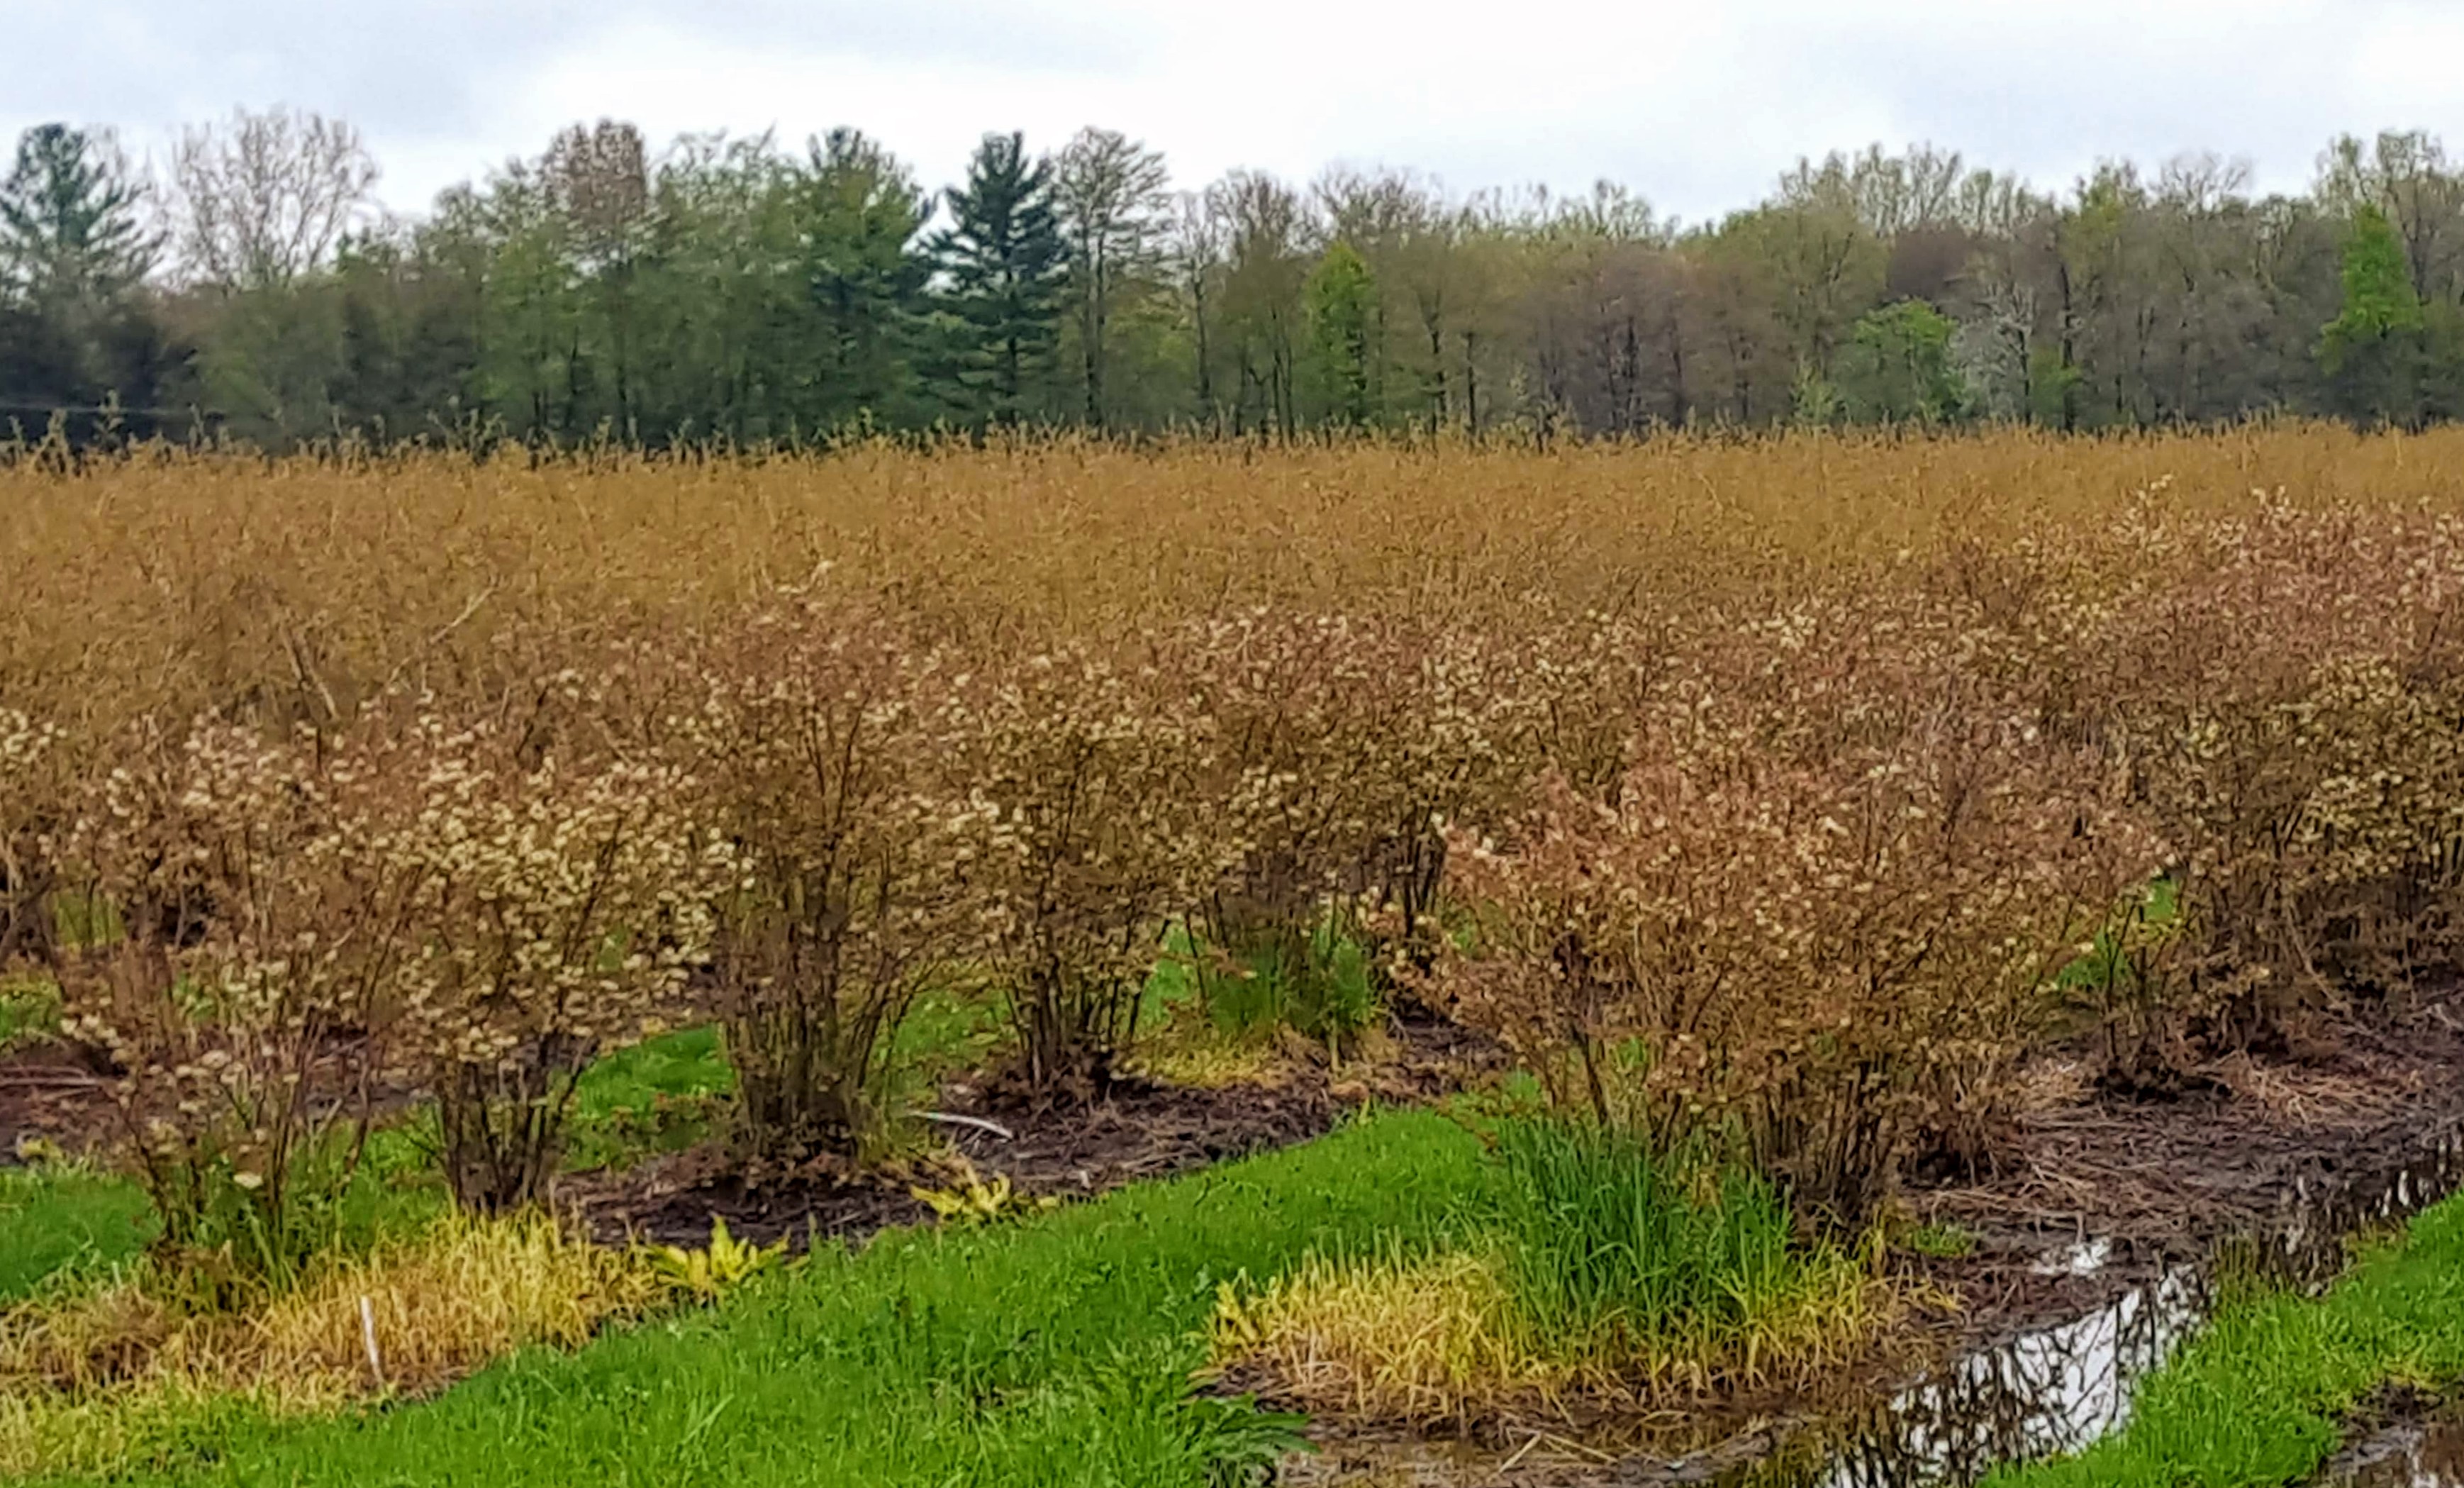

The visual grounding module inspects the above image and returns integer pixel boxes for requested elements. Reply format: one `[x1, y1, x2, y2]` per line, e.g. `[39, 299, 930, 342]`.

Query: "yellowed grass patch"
[0, 1212, 664, 1478]
[1211, 1239, 1903, 1428]
[1215, 1249, 1551, 1426]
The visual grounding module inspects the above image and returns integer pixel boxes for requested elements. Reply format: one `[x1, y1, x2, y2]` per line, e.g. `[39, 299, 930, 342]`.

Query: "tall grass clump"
[1183, 916, 1379, 1050]
[1487, 1121, 1804, 1372]
[1211, 1118, 1888, 1425]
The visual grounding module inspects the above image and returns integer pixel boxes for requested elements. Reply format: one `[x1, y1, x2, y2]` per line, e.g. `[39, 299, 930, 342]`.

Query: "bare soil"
[2314, 1385, 2464, 1486]
[1919, 989, 2464, 1333]
[569, 1075, 1342, 1250]
[0, 1043, 108, 1162]
[563, 1016, 1498, 1250]
[15, 992, 2464, 1484]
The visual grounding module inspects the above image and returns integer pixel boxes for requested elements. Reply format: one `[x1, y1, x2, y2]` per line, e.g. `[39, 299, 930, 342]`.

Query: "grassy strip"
[1990, 1190, 2464, 1488]
[20, 1107, 1485, 1487]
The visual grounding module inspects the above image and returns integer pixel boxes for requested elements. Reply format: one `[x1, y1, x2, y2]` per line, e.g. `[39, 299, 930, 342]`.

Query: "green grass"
[559, 991, 1015, 1174]
[1485, 1121, 1832, 1362]
[0, 1034, 668, 1306]
[1159, 921, 1378, 1046]
[1902, 1222, 1977, 1260]
[564, 1027, 736, 1175]
[0, 1131, 449, 1312]
[19, 1106, 1486, 1488]
[1204, 1116, 1890, 1421]
[1990, 1189, 2464, 1488]
[0, 1166, 154, 1303]
[0, 977, 59, 1052]
[2056, 877, 2180, 994]
[892, 984, 1012, 1089]
[0, 1005, 993, 1309]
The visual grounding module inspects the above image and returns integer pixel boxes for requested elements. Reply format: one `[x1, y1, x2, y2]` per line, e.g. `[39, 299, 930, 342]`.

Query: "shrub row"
[9, 484, 2464, 1252]
[0, 599, 1647, 1270]
[1438, 495, 2464, 1222]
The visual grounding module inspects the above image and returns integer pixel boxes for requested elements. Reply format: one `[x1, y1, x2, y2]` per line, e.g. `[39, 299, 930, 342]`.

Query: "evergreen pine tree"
[1305, 241, 1376, 427]
[0, 125, 157, 313]
[800, 128, 931, 428]
[931, 132, 1066, 424]
[0, 124, 165, 420]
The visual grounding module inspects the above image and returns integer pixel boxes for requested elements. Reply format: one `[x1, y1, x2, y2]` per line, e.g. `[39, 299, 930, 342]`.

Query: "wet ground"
[1919, 999, 2464, 1265]
[567, 1075, 1343, 1248]
[562, 1015, 1501, 1248]
[14, 993, 2464, 1484]
[2321, 1398, 2464, 1487]
[1281, 1121, 2464, 1488]
[0, 1043, 104, 1159]
[1276, 991, 2464, 1487]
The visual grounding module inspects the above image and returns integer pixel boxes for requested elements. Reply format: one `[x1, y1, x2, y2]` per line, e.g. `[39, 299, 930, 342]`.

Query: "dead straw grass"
[0, 1211, 664, 1478]
[1210, 1238, 1898, 1430]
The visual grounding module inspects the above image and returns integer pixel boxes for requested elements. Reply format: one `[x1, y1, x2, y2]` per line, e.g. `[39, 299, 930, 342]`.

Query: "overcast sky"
[11, 0, 2464, 226]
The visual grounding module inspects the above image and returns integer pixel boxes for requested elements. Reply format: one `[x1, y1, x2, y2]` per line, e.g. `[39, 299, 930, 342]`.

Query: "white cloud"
[7, 0, 2463, 223]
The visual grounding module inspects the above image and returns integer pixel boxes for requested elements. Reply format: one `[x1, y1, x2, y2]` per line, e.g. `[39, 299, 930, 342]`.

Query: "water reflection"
[2270, 1131, 2464, 1291]
[1767, 1268, 2207, 1487]
[1748, 1126, 2464, 1488]
[1283, 1130, 2464, 1488]
[2326, 1409, 2464, 1488]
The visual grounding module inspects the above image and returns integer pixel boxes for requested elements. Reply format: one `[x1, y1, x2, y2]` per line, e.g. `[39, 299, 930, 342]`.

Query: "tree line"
[4, 109, 2463, 446]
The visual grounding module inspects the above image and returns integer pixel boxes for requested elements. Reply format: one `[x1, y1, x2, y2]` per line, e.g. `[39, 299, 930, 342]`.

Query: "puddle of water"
[2323, 1408, 2464, 1488]
[2268, 1131, 2464, 1290]
[1278, 1130, 2464, 1487]
[1744, 1126, 2464, 1488]
[1760, 1267, 2209, 1487]
[2028, 1238, 2113, 1278]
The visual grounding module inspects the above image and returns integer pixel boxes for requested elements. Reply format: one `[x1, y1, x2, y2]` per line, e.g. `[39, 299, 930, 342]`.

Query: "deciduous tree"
[167, 107, 378, 291]
[1052, 127, 1169, 428]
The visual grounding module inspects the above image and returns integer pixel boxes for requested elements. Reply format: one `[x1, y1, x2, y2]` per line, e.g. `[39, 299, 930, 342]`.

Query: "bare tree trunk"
[2056, 261, 2079, 433]
[1081, 250, 1106, 428]
[1462, 328, 1480, 436]
[1665, 303, 1689, 428]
